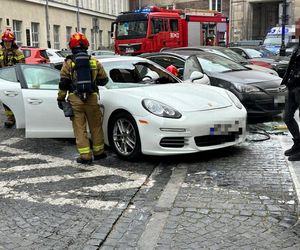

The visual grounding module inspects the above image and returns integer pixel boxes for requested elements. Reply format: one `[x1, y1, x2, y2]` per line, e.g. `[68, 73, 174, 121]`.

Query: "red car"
[20, 47, 50, 64]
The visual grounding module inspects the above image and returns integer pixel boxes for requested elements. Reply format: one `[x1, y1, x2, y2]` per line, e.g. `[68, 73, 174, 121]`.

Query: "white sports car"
[0, 56, 247, 160]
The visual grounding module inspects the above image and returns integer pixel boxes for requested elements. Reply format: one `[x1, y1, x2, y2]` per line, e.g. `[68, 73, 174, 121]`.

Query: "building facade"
[0, 0, 129, 50]
[130, 0, 300, 42]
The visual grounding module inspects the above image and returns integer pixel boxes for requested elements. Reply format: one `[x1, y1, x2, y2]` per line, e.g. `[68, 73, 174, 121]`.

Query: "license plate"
[126, 48, 134, 53]
[274, 95, 285, 104]
[210, 123, 240, 135]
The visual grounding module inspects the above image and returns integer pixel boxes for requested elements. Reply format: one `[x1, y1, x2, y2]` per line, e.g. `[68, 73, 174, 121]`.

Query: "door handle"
[4, 91, 18, 97]
[27, 98, 43, 105]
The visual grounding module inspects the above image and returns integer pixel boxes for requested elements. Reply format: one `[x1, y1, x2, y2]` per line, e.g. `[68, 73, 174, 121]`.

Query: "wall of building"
[0, 0, 129, 49]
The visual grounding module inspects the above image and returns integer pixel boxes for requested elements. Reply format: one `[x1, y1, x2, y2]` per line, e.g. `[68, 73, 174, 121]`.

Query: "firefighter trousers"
[3, 104, 15, 125]
[68, 93, 104, 160]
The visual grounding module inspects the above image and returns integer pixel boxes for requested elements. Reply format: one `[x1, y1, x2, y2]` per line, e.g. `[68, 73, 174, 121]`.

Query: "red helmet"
[69, 32, 89, 49]
[166, 65, 178, 76]
[1, 29, 15, 41]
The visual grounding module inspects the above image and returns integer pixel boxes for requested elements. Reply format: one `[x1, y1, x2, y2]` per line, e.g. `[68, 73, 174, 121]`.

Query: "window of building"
[99, 30, 103, 46]
[31, 22, 39, 47]
[0, 18, 2, 35]
[66, 26, 72, 46]
[13, 20, 22, 46]
[81, 28, 86, 35]
[209, 0, 222, 12]
[53, 25, 60, 49]
[91, 29, 96, 50]
[108, 31, 112, 48]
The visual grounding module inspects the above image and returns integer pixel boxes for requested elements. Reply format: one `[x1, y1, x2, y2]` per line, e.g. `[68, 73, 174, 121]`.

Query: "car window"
[244, 48, 263, 58]
[22, 49, 31, 58]
[21, 65, 59, 90]
[196, 54, 246, 73]
[0, 67, 18, 82]
[103, 60, 178, 89]
[40, 50, 50, 59]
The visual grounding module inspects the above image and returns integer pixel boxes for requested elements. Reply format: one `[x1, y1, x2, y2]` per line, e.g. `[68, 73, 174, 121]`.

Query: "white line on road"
[137, 164, 187, 250]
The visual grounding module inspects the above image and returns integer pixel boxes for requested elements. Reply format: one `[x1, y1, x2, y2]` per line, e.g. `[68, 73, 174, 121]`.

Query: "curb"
[278, 135, 300, 218]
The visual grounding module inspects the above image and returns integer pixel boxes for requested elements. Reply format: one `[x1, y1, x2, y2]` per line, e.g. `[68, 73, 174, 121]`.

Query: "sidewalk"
[279, 135, 300, 216]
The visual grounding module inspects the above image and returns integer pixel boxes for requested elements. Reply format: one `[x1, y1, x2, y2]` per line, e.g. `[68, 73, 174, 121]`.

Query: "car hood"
[245, 64, 278, 75]
[118, 84, 232, 112]
[210, 70, 282, 86]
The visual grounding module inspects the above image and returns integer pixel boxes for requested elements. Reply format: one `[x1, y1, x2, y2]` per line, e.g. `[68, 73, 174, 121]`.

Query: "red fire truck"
[111, 6, 229, 55]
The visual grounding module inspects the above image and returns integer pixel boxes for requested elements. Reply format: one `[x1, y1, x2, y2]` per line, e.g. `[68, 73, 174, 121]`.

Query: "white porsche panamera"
[0, 56, 247, 160]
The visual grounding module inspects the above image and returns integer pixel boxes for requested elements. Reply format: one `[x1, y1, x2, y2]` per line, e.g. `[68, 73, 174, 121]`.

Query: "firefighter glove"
[57, 100, 64, 110]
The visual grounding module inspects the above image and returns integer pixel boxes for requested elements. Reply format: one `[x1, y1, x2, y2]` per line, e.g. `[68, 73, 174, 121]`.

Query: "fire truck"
[111, 6, 229, 55]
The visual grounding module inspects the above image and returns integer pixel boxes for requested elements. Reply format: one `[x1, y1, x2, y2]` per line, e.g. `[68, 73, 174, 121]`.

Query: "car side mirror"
[190, 71, 204, 82]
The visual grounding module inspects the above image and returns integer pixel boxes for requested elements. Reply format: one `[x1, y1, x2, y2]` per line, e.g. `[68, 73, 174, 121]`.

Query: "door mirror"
[183, 55, 203, 81]
[190, 71, 204, 82]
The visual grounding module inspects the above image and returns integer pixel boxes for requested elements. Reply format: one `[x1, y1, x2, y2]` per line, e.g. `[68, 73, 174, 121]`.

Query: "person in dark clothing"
[282, 43, 300, 161]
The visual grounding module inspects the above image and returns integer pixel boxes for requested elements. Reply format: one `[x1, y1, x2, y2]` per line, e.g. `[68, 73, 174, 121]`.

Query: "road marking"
[137, 164, 187, 250]
[0, 138, 151, 210]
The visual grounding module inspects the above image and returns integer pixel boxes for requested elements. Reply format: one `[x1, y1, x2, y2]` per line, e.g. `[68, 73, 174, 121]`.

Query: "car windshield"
[195, 54, 247, 73]
[243, 48, 264, 58]
[117, 20, 148, 39]
[263, 36, 289, 46]
[102, 60, 178, 89]
[214, 48, 249, 64]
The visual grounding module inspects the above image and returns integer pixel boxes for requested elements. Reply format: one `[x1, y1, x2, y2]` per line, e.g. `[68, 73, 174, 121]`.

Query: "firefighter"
[57, 32, 109, 164]
[0, 29, 25, 128]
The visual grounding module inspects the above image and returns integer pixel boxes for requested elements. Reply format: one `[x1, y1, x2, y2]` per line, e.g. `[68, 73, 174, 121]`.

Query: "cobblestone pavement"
[0, 106, 300, 249]
[102, 138, 300, 250]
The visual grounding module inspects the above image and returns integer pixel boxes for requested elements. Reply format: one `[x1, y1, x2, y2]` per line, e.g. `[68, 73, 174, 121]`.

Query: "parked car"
[230, 46, 289, 77]
[161, 46, 279, 76]
[90, 50, 115, 57]
[140, 51, 287, 119]
[20, 47, 50, 64]
[0, 56, 246, 160]
[46, 48, 65, 64]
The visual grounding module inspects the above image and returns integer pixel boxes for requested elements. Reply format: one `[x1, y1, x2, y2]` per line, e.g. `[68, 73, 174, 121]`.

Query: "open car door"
[0, 65, 25, 128]
[19, 64, 73, 138]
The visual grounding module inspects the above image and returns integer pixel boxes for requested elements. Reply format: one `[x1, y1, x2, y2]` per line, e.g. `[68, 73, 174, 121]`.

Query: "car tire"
[108, 112, 141, 161]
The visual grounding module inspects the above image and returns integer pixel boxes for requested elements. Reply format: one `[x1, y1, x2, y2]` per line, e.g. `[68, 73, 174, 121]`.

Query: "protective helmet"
[69, 32, 89, 49]
[166, 65, 178, 76]
[1, 29, 15, 41]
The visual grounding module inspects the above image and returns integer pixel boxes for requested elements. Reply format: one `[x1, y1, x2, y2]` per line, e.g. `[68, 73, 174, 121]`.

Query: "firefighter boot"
[94, 152, 107, 161]
[284, 138, 300, 156]
[288, 152, 300, 161]
[76, 157, 92, 165]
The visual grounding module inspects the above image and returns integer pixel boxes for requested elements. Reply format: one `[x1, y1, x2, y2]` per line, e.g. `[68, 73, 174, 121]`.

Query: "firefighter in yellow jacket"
[57, 32, 108, 164]
[0, 29, 25, 128]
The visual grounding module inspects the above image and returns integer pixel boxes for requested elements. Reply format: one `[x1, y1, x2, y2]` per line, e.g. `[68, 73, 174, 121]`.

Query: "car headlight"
[226, 91, 243, 109]
[233, 83, 261, 93]
[142, 99, 182, 118]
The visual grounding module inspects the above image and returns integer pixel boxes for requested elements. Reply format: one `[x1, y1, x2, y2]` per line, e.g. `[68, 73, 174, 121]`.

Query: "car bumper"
[241, 89, 287, 118]
[135, 106, 247, 156]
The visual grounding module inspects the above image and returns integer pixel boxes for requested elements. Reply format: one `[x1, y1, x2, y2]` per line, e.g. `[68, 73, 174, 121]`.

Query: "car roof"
[21, 47, 47, 51]
[99, 55, 150, 63]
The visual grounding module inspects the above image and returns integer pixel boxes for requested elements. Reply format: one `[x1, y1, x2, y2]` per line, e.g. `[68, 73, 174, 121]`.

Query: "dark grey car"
[140, 51, 287, 119]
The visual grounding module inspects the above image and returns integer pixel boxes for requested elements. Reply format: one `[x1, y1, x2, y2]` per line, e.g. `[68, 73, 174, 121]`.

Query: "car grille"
[160, 137, 187, 148]
[265, 86, 287, 93]
[194, 133, 240, 147]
